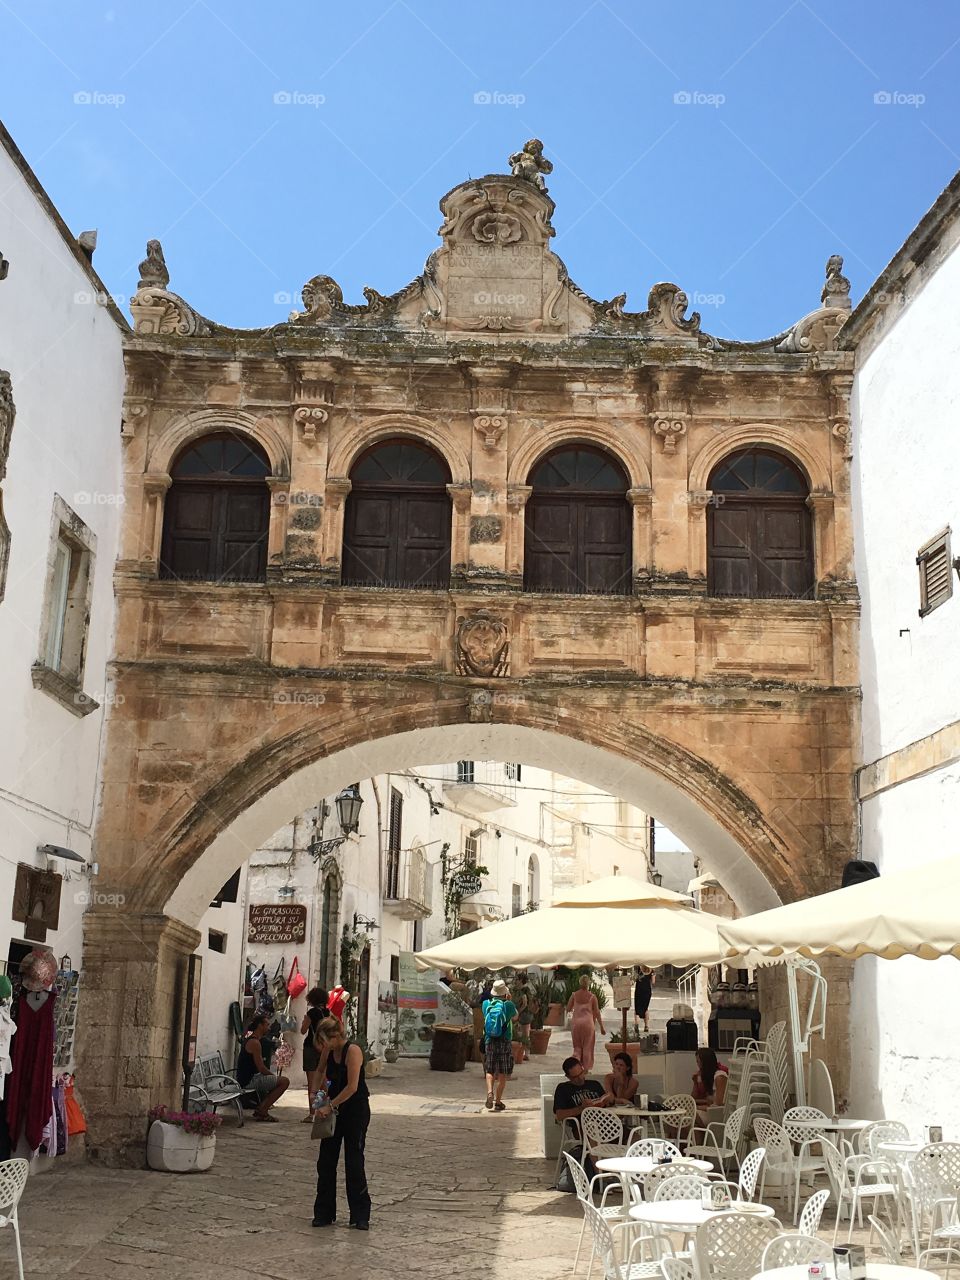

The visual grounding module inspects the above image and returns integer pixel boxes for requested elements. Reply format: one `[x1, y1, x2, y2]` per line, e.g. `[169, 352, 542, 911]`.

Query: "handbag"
[287, 956, 307, 1000]
[311, 1109, 336, 1140]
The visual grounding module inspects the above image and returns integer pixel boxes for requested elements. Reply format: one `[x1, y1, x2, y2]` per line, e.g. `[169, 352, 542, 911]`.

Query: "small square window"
[208, 929, 227, 954]
[917, 528, 952, 618]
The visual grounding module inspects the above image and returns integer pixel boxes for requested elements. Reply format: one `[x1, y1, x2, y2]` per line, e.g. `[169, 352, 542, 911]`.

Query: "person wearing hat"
[481, 978, 517, 1112]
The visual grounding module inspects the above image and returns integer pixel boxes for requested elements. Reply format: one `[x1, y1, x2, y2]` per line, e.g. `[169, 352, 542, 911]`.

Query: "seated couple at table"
[553, 1053, 639, 1121]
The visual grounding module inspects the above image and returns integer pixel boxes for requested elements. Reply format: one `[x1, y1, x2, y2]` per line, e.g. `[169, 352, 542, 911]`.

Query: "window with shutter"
[386, 788, 403, 898]
[917, 528, 953, 617]
[464, 834, 479, 867]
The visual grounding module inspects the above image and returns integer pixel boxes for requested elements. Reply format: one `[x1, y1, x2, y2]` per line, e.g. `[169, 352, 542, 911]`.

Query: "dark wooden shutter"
[917, 529, 953, 617]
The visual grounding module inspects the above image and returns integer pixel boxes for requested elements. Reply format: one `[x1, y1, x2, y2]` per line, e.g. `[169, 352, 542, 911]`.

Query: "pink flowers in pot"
[148, 1104, 223, 1138]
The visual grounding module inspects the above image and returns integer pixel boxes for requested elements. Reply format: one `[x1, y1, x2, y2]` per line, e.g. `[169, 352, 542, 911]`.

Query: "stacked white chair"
[0, 1159, 29, 1280]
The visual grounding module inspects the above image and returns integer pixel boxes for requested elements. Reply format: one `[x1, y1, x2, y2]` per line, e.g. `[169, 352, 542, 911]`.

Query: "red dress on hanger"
[6, 992, 56, 1150]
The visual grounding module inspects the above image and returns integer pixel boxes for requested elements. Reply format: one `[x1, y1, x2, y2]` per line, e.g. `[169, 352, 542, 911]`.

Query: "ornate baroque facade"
[79, 143, 860, 1158]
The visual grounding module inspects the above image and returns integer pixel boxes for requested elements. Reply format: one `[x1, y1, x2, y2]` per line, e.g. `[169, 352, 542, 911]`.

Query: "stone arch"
[508, 420, 651, 491]
[146, 408, 291, 480]
[327, 413, 470, 485]
[121, 696, 806, 928]
[688, 424, 829, 496]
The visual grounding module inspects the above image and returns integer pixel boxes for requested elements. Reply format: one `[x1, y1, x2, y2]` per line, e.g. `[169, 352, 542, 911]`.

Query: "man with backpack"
[481, 978, 517, 1112]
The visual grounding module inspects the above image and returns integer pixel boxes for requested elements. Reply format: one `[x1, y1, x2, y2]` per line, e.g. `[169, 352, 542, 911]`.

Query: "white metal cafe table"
[755, 1265, 938, 1280]
[788, 1118, 873, 1137]
[877, 1139, 924, 1161]
[628, 1198, 775, 1231]
[596, 1155, 713, 1204]
[606, 1104, 680, 1140]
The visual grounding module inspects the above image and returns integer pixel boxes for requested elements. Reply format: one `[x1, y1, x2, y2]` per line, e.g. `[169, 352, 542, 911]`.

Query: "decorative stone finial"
[821, 254, 851, 312]
[508, 139, 553, 191]
[138, 239, 169, 291]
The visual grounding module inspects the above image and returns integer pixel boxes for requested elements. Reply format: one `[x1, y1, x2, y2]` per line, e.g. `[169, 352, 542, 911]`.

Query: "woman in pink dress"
[566, 975, 605, 1072]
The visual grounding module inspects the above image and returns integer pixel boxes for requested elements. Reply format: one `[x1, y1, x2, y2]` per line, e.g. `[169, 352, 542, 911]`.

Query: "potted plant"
[146, 1105, 222, 1173]
[529, 975, 557, 1054]
[603, 1020, 644, 1073]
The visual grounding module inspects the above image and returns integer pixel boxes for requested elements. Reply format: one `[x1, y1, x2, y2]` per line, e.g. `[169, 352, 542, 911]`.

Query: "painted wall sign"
[248, 903, 307, 943]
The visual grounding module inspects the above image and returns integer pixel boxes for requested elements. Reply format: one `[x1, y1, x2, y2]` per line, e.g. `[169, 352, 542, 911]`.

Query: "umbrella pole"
[621, 1006, 628, 1050]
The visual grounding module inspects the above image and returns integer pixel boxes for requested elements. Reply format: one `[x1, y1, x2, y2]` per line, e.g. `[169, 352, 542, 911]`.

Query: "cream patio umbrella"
[717, 853, 960, 961]
[413, 874, 734, 972]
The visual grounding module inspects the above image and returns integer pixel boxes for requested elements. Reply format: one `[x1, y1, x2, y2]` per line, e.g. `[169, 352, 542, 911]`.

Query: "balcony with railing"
[383, 845, 432, 921]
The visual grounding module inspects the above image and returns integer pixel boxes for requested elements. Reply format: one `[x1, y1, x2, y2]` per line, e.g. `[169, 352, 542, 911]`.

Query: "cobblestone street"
[12, 1030, 900, 1280]
[15, 1036, 582, 1279]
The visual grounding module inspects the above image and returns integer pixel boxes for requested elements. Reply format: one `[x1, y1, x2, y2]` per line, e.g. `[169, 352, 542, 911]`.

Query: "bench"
[186, 1051, 250, 1125]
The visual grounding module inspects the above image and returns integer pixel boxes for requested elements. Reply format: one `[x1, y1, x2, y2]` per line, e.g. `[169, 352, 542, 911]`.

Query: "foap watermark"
[473, 90, 526, 107]
[74, 690, 126, 708]
[474, 290, 526, 307]
[674, 90, 725, 108]
[273, 90, 326, 108]
[272, 490, 322, 507]
[74, 490, 125, 506]
[74, 289, 129, 308]
[73, 90, 125, 108]
[74, 889, 126, 908]
[689, 290, 726, 309]
[874, 90, 925, 108]
[274, 690, 326, 707]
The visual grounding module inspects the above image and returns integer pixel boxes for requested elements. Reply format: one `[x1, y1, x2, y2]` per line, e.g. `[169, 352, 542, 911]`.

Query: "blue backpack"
[484, 999, 507, 1039]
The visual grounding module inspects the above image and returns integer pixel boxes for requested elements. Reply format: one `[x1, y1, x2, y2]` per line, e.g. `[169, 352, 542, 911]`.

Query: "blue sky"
[3, 2, 959, 339]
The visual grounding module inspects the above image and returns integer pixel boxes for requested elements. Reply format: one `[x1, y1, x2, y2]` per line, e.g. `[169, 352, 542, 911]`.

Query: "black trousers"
[314, 1101, 371, 1224]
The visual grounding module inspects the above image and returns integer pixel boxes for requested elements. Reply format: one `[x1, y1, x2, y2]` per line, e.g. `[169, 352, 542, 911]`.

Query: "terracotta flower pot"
[511, 1040, 525, 1064]
[529, 1027, 552, 1055]
[604, 1041, 642, 1074]
[544, 1002, 565, 1027]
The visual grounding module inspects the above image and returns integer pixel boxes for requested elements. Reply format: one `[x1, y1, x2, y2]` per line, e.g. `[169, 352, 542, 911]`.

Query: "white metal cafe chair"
[738, 1147, 766, 1202]
[821, 1137, 897, 1244]
[859, 1120, 910, 1157]
[565, 1152, 628, 1278]
[695, 1211, 780, 1280]
[639, 1162, 709, 1204]
[658, 1094, 697, 1147]
[583, 1108, 630, 1163]
[687, 1105, 747, 1173]
[652, 1173, 711, 1202]
[0, 1159, 29, 1280]
[582, 1201, 674, 1280]
[798, 1188, 830, 1237]
[626, 1138, 683, 1161]
[659, 1258, 694, 1280]
[760, 1232, 831, 1270]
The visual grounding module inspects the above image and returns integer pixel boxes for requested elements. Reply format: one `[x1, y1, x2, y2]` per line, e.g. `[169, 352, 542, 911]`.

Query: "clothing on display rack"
[6, 950, 58, 1152]
[0, 980, 15, 1101]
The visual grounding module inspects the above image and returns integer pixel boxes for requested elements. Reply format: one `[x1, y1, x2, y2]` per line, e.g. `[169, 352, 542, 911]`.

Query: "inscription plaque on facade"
[248, 903, 307, 943]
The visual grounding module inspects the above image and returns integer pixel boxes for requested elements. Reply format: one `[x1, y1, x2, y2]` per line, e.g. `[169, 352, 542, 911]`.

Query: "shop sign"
[248, 903, 307, 943]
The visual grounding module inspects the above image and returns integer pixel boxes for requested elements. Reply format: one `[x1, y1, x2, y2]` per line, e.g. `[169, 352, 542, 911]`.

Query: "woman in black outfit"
[299, 987, 329, 1122]
[634, 966, 655, 1032]
[312, 1016, 371, 1230]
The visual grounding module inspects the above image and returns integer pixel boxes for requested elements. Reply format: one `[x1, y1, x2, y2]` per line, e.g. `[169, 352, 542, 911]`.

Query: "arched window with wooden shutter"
[342, 438, 452, 588]
[524, 445, 631, 595]
[160, 432, 270, 582]
[707, 447, 814, 599]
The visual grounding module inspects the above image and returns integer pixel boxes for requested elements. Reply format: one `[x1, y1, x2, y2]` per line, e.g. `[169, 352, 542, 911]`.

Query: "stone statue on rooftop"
[138, 239, 169, 291]
[821, 254, 851, 311]
[509, 139, 553, 191]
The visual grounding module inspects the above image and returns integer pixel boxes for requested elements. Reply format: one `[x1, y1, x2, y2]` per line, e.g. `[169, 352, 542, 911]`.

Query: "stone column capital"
[142, 472, 172, 496]
[506, 484, 533, 511]
[626, 486, 653, 508]
[447, 482, 473, 513]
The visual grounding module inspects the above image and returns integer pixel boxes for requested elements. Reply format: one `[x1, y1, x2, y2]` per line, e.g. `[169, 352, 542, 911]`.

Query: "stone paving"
[12, 1031, 924, 1279]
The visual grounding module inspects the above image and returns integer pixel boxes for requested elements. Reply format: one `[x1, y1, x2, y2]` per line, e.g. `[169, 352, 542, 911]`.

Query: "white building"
[0, 123, 125, 1004]
[844, 168, 960, 1131]
[198, 762, 661, 1077]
